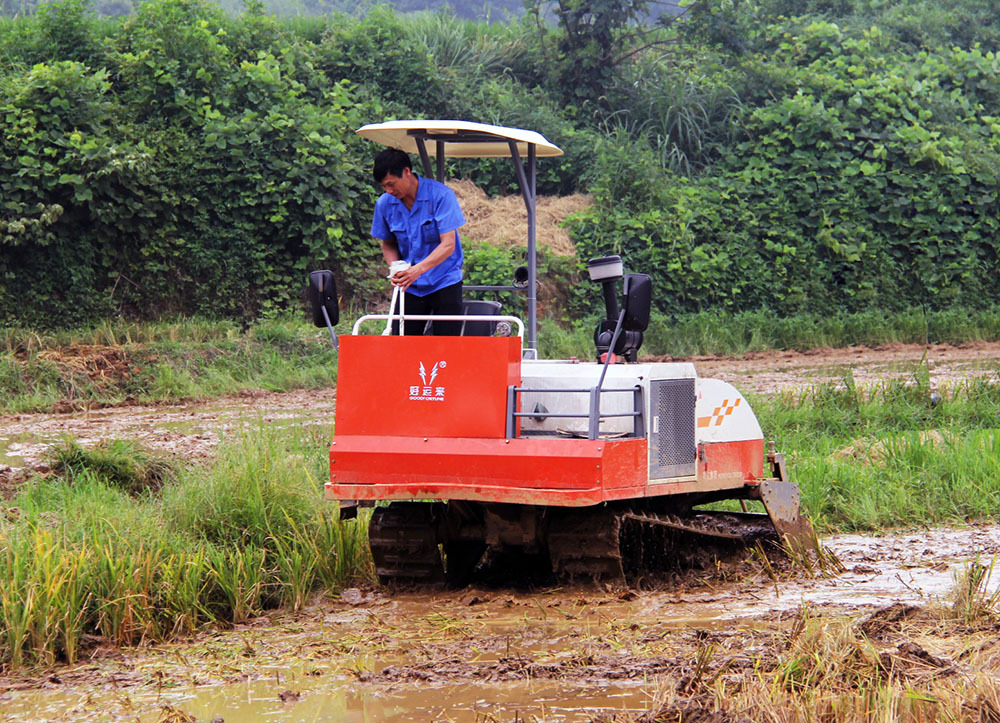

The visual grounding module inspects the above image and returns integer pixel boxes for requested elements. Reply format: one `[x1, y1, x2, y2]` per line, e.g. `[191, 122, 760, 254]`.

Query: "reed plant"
[0, 424, 370, 672]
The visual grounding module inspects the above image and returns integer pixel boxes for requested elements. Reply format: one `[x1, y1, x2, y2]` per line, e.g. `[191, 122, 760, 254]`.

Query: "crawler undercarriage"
[368, 480, 808, 586]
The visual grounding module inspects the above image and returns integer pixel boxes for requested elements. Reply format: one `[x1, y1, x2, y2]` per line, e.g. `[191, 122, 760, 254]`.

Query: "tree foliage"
[2, 0, 1000, 326]
[572, 19, 1000, 314]
[1, 0, 372, 325]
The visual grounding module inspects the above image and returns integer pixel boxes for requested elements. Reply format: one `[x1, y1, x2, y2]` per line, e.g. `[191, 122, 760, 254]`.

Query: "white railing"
[351, 314, 525, 338]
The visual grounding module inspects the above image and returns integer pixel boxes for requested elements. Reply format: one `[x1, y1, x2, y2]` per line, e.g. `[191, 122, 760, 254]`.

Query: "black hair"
[373, 148, 412, 183]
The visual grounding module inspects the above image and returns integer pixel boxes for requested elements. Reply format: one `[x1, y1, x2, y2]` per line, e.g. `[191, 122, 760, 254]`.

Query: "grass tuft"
[47, 438, 176, 495]
[948, 557, 1000, 627]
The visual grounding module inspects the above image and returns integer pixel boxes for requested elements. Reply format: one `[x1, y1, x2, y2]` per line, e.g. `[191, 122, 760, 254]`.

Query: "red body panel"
[328, 436, 647, 506]
[335, 335, 521, 439]
[327, 335, 766, 506]
[700, 439, 764, 482]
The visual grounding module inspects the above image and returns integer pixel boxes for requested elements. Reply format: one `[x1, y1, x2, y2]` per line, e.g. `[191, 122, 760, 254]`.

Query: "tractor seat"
[462, 299, 502, 336]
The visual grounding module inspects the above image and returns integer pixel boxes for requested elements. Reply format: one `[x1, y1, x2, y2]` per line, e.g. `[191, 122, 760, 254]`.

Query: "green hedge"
[571, 22, 1000, 314]
[1, 0, 376, 326]
[4, 1, 1000, 326]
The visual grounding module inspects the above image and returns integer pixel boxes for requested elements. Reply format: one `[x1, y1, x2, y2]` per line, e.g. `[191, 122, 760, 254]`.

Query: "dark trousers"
[390, 282, 463, 336]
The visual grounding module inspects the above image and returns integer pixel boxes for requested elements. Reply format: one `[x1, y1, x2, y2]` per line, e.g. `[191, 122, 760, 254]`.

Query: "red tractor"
[309, 121, 810, 585]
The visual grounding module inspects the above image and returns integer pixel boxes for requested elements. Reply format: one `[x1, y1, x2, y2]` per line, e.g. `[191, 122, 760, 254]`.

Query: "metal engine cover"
[519, 361, 699, 479]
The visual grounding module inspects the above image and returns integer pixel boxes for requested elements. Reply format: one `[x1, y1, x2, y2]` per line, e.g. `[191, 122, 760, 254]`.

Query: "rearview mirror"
[622, 273, 651, 332]
[308, 270, 339, 328]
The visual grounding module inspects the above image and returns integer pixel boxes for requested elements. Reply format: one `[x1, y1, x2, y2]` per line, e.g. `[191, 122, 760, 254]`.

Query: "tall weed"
[161, 424, 324, 550]
[0, 427, 370, 671]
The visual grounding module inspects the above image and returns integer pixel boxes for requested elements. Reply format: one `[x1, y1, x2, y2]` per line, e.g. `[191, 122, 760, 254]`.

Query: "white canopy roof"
[356, 120, 563, 158]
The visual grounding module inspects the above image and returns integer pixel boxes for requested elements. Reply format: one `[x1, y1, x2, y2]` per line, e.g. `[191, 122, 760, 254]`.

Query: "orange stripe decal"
[697, 397, 742, 429]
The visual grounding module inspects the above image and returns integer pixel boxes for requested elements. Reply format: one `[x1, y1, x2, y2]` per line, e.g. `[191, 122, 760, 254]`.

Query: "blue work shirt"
[370, 175, 466, 297]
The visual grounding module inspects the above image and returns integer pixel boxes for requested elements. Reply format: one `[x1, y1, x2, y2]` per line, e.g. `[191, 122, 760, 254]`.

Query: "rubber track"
[547, 508, 779, 584]
[547, 507, 625, 583]
[369, 503, 444, 585]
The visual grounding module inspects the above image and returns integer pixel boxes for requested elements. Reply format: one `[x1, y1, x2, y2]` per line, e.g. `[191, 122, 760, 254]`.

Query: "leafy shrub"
[572, 23, 1000, 315]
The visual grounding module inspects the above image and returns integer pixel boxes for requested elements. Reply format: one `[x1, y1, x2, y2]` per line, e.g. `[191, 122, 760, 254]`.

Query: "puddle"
[1, 676, 654, 722]
[0, 431, 66, 468]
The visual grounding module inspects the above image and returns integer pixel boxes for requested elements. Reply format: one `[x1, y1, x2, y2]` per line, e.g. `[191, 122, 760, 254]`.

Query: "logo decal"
[410, 360, 447, 401]
[419, 361, 439, 387]
[697, 397, 741, 428]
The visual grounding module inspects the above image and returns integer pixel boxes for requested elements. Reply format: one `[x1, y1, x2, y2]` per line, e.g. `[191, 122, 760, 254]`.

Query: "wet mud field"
[3, 341, 1000, 478]
[3, 524, 1000, 721]
[2, 343, 1000, 721]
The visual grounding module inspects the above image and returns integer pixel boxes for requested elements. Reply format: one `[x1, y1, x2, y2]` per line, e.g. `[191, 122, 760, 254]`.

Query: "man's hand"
[389, 229, 457, 290]
[391, 264, 423, 290]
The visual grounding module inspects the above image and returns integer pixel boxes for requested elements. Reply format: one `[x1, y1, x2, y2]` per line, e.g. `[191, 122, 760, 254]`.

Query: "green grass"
[0, 316, 342, 414]
[752, 371, 1000, 532]
[0, 424, 371, 671]
[542, 306, 1000, 361]
[48, 437, 177, 495]
[5, 308, 1000, 414]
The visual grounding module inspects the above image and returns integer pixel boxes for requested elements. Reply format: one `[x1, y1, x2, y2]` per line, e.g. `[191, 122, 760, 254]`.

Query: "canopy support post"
[415, 138, 434, 179]
[508, 141, 538, 355]
[436, 141, 446, 182]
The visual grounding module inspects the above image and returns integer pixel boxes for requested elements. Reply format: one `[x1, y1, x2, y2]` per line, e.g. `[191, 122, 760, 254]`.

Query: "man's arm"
[390, 230, 456, 290]
[380, 237, 401, 265]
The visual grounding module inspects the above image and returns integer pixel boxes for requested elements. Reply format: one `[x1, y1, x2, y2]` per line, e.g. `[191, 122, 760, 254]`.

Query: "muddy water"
[3, 525, 999, 722]
[149, 678, 650, 722]
[2, 674, 654, 722]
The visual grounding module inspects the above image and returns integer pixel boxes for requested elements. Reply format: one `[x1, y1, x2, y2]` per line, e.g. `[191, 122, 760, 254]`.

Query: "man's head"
[373, 148, 418, 201]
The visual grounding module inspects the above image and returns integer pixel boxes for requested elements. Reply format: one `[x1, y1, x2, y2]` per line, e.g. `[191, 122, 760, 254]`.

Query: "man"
[370, 148, 466, 335]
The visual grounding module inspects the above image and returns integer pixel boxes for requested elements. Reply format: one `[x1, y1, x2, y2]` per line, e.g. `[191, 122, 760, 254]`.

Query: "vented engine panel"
[649, 378, 696, 479]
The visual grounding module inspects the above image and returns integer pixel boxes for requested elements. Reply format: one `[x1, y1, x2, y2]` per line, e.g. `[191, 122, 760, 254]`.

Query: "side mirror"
[622, 273, 651, 332]
[308, 270, 339, 328]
